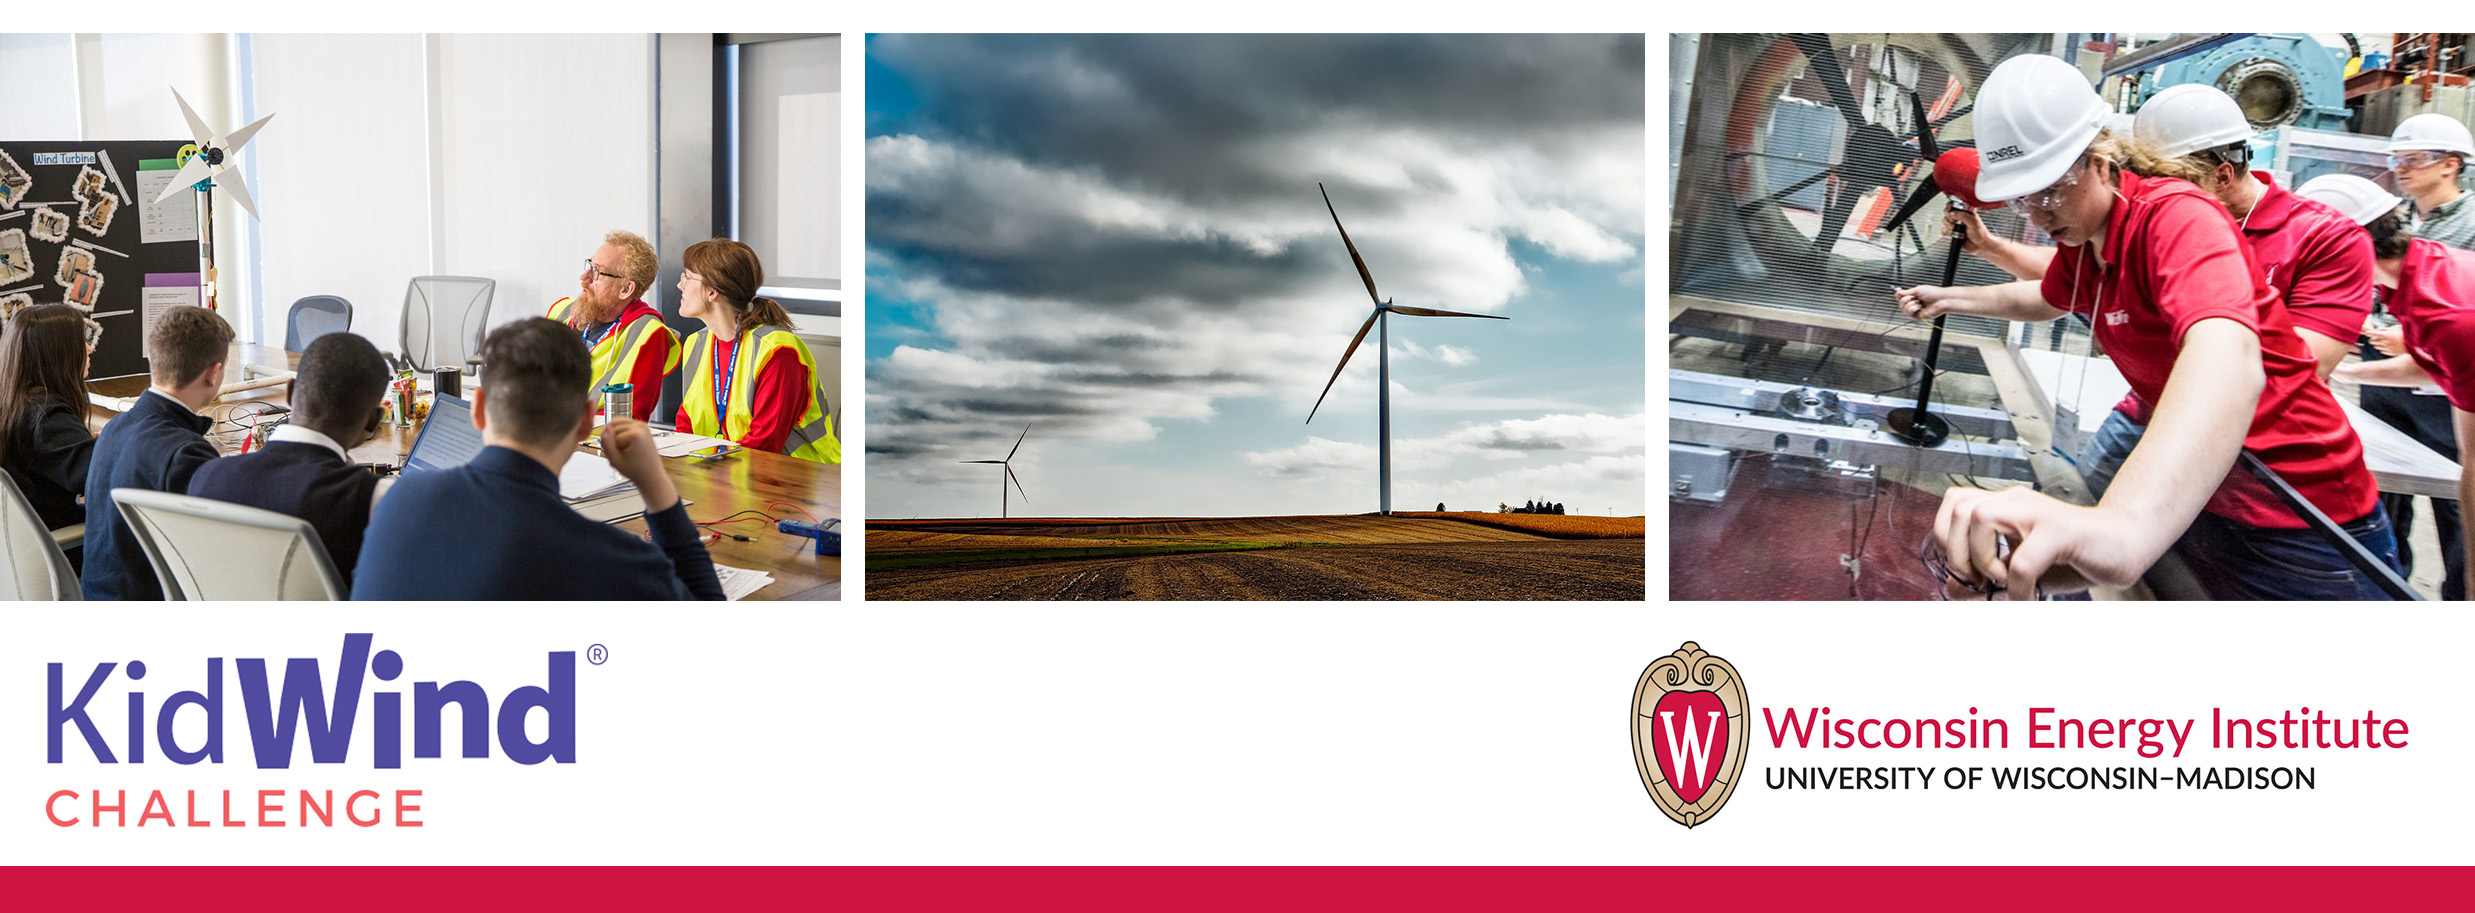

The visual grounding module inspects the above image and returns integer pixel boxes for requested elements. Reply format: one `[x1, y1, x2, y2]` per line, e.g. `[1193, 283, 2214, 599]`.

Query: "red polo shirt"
[2390, 238, 2475, 412]
[2113, 171, 2374, 422]
[2040, 171, 2380, 529]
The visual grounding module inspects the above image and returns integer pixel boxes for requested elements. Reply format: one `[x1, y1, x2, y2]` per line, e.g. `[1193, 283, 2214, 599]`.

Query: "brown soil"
[867, 539, 1646, 601]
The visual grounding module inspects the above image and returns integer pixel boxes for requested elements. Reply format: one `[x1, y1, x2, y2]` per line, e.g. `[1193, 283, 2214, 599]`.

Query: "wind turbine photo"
[960, 424, 1033, 519]
[865, 34, 1646, 601]
[1307, 182, 1508, 516]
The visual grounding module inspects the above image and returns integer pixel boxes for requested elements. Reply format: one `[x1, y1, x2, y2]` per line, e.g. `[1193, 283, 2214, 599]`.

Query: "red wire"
[769, 501, 818, 522]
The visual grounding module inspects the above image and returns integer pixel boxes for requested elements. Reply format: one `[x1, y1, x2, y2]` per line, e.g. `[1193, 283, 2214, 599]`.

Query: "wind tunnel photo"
[864, 34, 1647, 601]
[1669, 32, 2464, 601]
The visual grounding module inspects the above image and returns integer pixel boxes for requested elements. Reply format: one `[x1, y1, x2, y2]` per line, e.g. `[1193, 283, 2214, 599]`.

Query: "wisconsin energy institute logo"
[1632, 641, 1748, 828]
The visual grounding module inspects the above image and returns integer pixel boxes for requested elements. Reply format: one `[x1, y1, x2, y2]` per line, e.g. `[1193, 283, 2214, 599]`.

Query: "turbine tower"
[1307, 183, 1507, 516]
[961, 424, 1032, 519]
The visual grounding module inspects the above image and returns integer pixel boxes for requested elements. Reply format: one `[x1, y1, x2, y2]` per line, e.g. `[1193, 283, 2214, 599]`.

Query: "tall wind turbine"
[1307, 183, 1507, 516]
[961, 424, 1032, 519]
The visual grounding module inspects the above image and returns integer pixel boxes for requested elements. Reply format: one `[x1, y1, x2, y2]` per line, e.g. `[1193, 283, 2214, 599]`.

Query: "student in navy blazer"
[353, 317, 724, 600]
[82, 306, 232, 600]
[187, 331, 391, 585]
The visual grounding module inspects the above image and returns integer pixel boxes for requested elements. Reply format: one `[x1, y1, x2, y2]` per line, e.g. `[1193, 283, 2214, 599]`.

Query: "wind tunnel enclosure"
[1666, 33, 2461, 601]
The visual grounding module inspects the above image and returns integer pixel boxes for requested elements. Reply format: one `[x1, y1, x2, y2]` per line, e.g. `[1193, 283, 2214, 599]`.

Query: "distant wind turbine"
[1306, 183, 1507, 516]
[961, 424, 1032, 519]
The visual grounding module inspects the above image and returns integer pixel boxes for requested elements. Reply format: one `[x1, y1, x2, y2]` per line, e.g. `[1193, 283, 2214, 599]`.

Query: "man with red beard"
[547, 229, 680, 421]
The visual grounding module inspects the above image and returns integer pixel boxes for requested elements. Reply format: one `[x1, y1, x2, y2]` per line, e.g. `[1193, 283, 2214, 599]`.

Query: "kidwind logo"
[1631, 641, 1748, 828]
[46, 633, 576, 769]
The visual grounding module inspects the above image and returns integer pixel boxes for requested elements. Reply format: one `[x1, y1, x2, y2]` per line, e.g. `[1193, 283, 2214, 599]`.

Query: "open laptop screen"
[401, 393, 484, 474]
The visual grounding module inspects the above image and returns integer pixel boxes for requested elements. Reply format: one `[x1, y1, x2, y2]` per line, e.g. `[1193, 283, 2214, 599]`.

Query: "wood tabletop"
[89, 342, 843, 600]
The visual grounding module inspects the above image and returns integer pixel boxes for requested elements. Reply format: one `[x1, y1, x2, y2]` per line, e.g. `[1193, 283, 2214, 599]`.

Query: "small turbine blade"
[961, 460, 1006, 464]
[1909, 90, 1938, 159]
[154, 154, 216, 204]
[1319, 183, 1383, 307]
[1879, 178, 1943, 237]
[171, 87, 214, 145]
[223, 111, 276, 156]
[1006, 423, 1030, 461]
[1308, 308, 1383, 424]
[216, 165, 260, 221]
[1387, 304, 1507, 320]
[1007, 465, 1029, 504]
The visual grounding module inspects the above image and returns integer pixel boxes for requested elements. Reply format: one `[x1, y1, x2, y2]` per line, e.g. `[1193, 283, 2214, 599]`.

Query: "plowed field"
[865, 514, 1646, 600]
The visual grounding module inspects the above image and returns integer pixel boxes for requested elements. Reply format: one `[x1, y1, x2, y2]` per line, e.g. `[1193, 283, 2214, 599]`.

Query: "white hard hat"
[2099, 111, 2135, 136]
[2134, 84, 2254, 159]
[2387, 113, 2475, 157]
[2295, 173, 2407, 226]
[1973, 55, 2110, 203]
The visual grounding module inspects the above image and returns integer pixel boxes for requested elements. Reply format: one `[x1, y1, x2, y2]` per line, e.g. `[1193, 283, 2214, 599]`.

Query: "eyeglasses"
[2006, 155, 2089, 215]
[2389, 151, 2449, 172]
[584, 260, 626, 282]
[679, 270, 705, 286]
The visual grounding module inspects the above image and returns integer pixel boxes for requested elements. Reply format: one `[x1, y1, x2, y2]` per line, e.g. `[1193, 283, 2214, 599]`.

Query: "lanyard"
[713, 335, 743, 418]
[582, 318, 618, 349]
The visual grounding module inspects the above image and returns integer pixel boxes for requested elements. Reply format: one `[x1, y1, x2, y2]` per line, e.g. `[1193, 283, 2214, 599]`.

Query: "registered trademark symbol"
[587, 644, 609, 665]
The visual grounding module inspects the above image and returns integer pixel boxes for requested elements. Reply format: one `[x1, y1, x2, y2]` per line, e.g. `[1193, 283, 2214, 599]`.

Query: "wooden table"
[90, 343, 843, 600]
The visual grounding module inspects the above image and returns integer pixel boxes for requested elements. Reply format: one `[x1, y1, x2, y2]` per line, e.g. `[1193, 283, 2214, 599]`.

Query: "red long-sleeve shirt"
[674, 335, 810, 452]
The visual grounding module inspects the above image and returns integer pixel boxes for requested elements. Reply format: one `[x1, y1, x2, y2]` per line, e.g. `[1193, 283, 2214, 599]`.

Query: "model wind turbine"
[961, 424, 1033, 519]
[153, 87, 273, 311]
[1307, 183, 1507, 516]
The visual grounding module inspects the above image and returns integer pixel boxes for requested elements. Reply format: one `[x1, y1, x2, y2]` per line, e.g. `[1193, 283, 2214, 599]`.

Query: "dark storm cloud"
[872, 33, 1645, 197]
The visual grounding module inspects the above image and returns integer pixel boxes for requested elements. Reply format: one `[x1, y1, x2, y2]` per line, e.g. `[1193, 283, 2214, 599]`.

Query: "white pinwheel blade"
[216, 165, 260, 221]
[170, 86, 214, 145]
[222, 111, 276, 156]
[153, 154, 216, 204]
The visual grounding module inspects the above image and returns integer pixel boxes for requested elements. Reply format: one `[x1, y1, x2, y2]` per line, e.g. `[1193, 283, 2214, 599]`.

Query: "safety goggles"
[2389, 151, 2451, 172]
[2006, 154, 2090, 215]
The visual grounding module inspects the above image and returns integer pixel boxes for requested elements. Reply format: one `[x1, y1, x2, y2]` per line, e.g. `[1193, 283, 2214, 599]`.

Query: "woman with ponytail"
[673, 239, 841, 463]
[0, 304, 97, 540]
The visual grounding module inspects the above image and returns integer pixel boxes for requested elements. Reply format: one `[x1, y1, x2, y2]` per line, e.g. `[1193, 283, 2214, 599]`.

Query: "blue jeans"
[2075, 408, 2145, 499]
[2172, 508, 2407, 601]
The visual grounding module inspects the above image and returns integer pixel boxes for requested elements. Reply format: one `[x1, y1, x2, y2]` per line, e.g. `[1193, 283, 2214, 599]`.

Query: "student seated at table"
[0, 305, 98, 564]
[186, 331, 392, 585]
[353, 317, 724, 600]
[672, 238, 840, 463]
[83, 305, 231, 600]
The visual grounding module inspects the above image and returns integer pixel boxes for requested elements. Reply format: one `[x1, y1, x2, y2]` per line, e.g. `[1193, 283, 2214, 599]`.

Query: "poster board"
[0, 140, 199, 380]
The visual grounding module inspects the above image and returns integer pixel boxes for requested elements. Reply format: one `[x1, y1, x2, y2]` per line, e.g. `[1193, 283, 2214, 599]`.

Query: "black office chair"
[284, 295, 353, 351]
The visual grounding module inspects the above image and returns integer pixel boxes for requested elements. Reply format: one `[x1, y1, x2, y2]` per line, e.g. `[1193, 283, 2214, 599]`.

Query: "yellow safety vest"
[679, 324, 840, 464]
[548, 297, 683, 400]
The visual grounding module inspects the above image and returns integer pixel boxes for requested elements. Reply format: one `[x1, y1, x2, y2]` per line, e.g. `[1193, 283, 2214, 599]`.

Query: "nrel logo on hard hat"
[1985, 145, 2025, 162]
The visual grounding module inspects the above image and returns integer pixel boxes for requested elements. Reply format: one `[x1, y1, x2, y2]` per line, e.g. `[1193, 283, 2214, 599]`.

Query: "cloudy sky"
[864, 34, 1645, 519]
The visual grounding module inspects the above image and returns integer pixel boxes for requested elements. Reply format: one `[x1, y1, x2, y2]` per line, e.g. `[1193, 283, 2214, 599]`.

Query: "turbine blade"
[1387, 304, 1507, 320]
[1787, 34, 1866, 128]
[171, 87, 213, 145]
[1879, 178, 1943, 236]
[153, 155, 216, 204]
[961, 460, 1006, 464]
[1006, 423, 1030, 461]
[1319, 183, 1383, 307]
[1909, 91, 1937, 159]
[1007, 465, 1029, 504]
[1308, 308, 1383, 424]
[222, 111, 276, 155]
[216, 165, 259, 221]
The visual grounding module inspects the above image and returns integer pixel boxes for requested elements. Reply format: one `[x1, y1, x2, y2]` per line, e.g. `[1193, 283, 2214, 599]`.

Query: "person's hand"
[1896, 284, 1971, 322]
[600, 416, 680, 512]
[1934, 486, 2144, 596]
[2366, 324, 2407, 356]
[1943, 205, 1992, 253]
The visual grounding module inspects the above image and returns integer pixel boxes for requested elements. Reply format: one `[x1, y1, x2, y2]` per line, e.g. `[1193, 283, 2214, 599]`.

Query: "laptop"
[399, 392, 485, 475]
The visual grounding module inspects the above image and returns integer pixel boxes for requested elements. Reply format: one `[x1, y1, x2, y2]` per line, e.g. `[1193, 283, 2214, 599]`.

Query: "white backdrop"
[436, 34, 659, 334]
[248, 34, 433, 350]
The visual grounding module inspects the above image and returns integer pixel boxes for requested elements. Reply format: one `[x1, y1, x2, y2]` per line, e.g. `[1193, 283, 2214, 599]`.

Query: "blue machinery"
[2107, 33, 2353, 133]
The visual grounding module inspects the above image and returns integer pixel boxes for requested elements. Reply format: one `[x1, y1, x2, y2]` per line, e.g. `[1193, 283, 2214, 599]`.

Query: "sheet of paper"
[557, 451, 635, 501]
[141, 276, 200, 337]
[135, 163, 199, 244]
[656, 431, 738, 458]
[711, 563, 776, 602]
